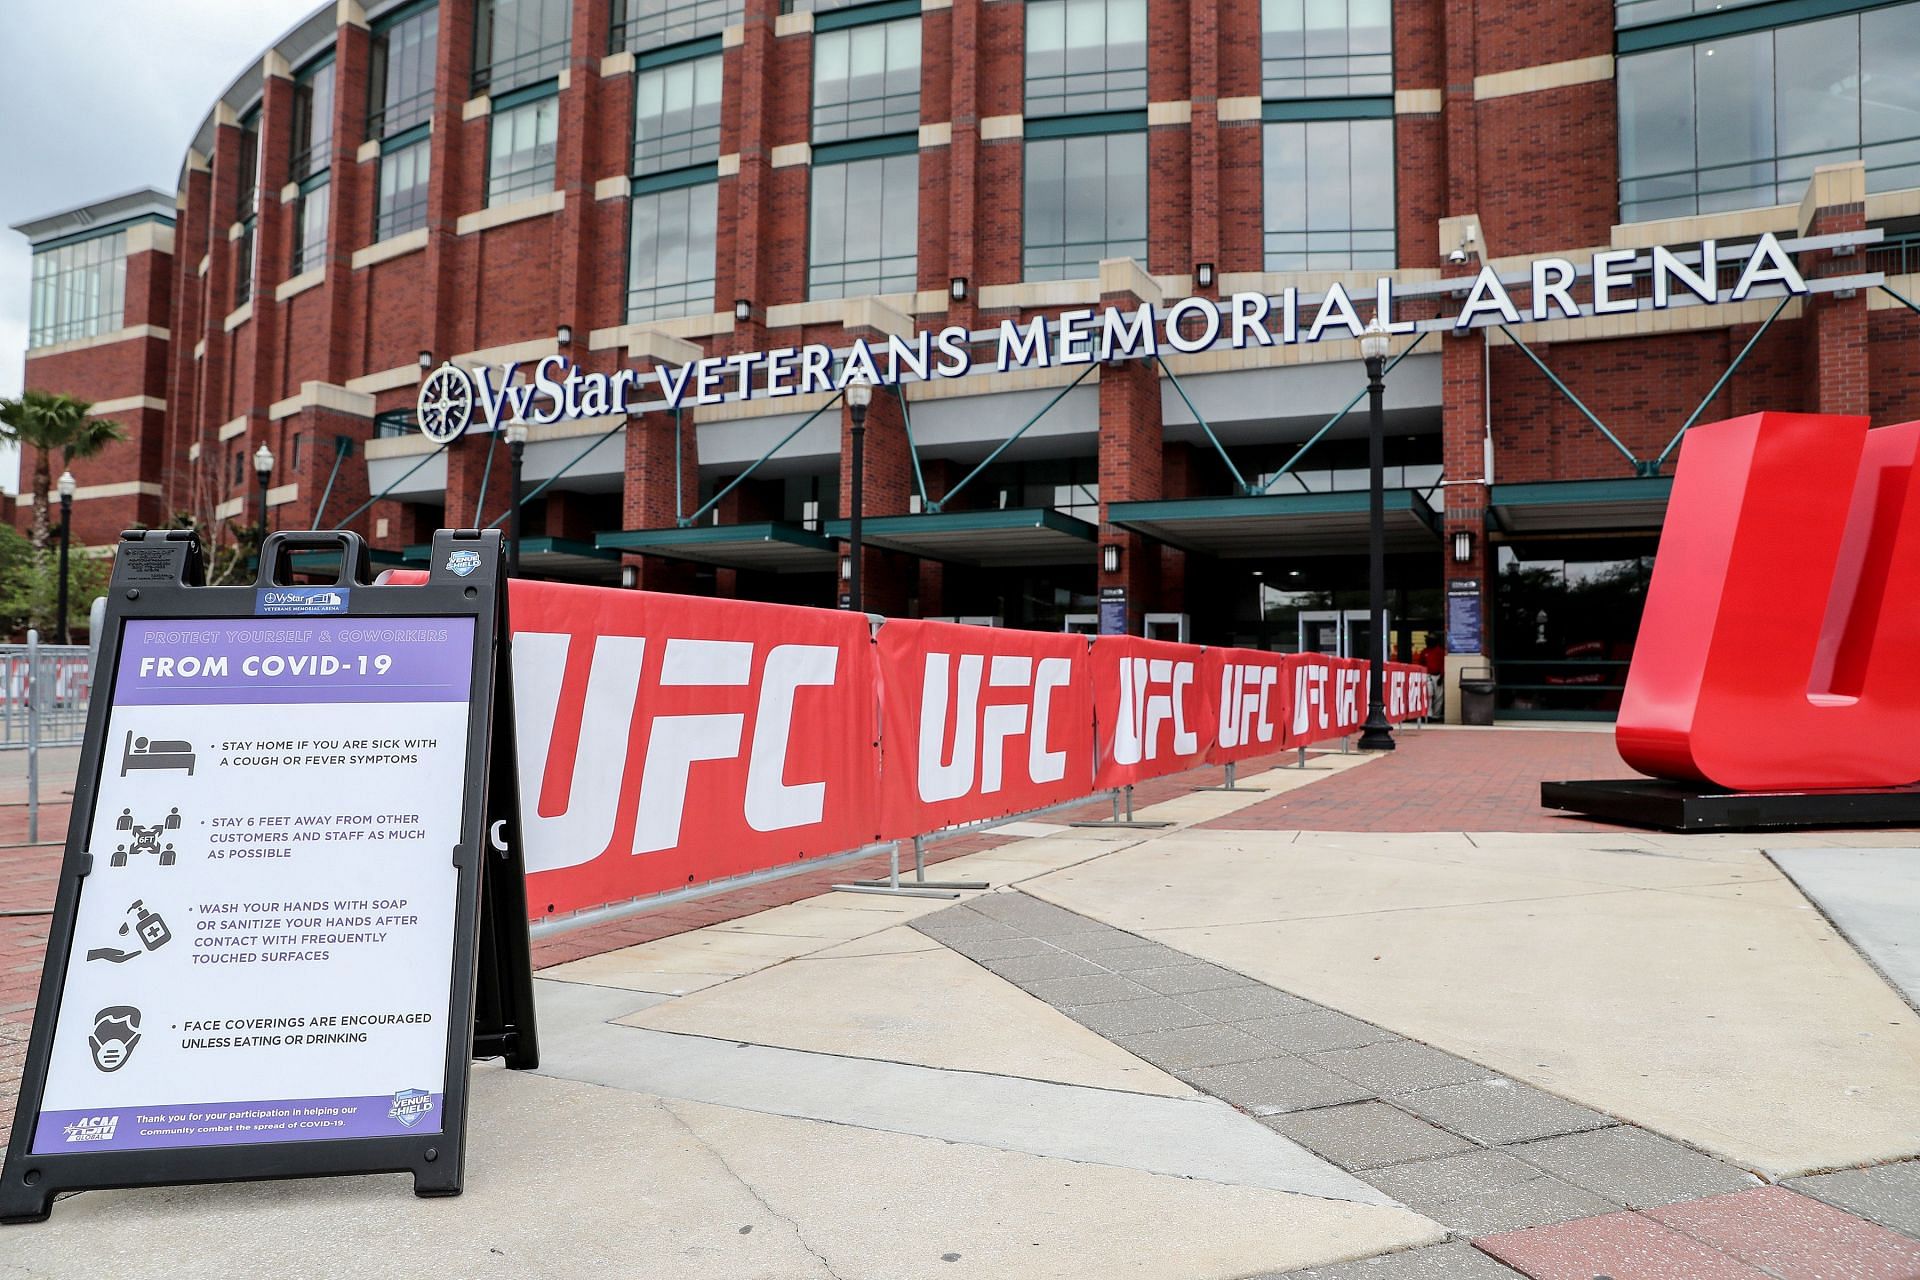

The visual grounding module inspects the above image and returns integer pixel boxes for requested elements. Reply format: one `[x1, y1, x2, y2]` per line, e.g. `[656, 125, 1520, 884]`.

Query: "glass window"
[292, 181, 331, 275]
[612, 0, 743, 53]
[489, 95, 560, 205]
[369, 4, 439, 138]
[1261, 0, 1391, 99]
[634, 55, 723, 174]
[27, 230, 129, 348]
[1022, 132, 1146, 280]
[234, 218, 256, 306]
[235, 112, 261, 219]
[628, 183, 718, 321]
[809, 152, 919, 298]
[292, 59, 336, 180]
[1025, 0, 1147, 118]
[1616, 0, 1775, 30]
[376, 138, 432, 240]
[812, 17, 920, 143]
[1618, 4, 1920, 221]
[475, 0, 572, 94]
[1262, 117, 1394, 269]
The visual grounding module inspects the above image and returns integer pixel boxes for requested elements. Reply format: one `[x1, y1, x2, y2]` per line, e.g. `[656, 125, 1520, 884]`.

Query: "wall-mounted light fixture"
[417, 350, 433, 369]
[733, 298, 753, 321]
[556, 323, 572, 347]
[1452, 529, 1475, 564]
[839, 557, 853, 581]
[950, 276, 968, 301]
[1101, 543, 1121, 574]
[1196, 263, 1215, 289]
[621, 563, 639, 589]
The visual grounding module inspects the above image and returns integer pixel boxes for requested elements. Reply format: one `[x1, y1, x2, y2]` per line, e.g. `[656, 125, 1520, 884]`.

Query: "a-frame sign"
[1, 528, 536, 1222]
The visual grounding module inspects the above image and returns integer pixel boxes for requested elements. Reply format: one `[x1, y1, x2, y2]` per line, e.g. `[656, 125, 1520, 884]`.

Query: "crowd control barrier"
[388, 577, 1430, 925]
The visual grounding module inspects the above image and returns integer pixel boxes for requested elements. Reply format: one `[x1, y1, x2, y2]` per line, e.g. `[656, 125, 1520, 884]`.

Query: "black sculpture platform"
[1541, 778, 1920, 832]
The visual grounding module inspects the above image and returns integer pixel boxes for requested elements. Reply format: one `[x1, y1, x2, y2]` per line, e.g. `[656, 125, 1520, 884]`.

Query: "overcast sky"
[0, 0, 319, 490]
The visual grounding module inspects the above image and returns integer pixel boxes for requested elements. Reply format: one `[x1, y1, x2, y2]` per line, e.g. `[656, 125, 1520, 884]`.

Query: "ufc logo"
[1217, 662, 1279, 749]
[919, 652, 1072, 802]
[513, 633, 840, 873]
[1113, 657, 1197, 765]
[1292, 662, 1331, 736]
[1621, 412, 1920, 790]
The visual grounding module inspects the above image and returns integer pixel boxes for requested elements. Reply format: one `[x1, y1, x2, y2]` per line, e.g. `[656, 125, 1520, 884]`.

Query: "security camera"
[1448, 246, 1470, 265]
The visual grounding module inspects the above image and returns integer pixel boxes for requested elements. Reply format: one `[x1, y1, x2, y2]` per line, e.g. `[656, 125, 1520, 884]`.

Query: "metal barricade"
[0, 639, 92, 749]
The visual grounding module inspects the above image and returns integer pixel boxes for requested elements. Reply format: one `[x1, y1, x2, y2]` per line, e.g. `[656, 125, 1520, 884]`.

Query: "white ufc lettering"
[1114, 657, 1197, 765]
[918, 652, 1070, 802]
[514, 632, 647, 874]
[1292, 663, 1330, 736]
[1218, 662, 1279, 749]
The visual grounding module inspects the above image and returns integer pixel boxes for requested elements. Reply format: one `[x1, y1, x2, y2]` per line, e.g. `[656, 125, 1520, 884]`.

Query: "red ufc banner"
[1092, 636, 1216, 787]
[1287, 654, 1367, 745]
[877, 620, 1093, 836]
[1619, 412, 1920, 791]
[1205, 647, 1289, 765]
[1384, 664, 1432, 722]
[509, 581, 884, 917]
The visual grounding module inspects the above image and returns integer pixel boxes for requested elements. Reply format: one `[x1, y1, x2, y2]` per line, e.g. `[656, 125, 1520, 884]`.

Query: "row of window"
[626, 117, 1394, 320]
[27, 231, 129, 348]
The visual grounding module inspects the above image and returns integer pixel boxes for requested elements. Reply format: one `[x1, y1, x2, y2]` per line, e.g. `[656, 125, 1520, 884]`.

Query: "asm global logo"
[62, 1114, 119, 1144]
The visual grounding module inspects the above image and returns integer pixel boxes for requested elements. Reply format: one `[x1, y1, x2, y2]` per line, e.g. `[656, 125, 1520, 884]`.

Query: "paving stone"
[1260, 1101, 1475, 1172]
[1175, 983, 1317, 1022]
[1476, 1211, 1771, 1279]
[1647, 1185, 1920, 1279]
[1043, 927, 1150, 952]
[1127, 962, 1251, 995]
[938, 934, 1056, 961]
[1018, 973, 1156, 1007]
[1306, 1040, 1495, 1096]
[982, 950, 1108, 983]
[1395, 1077, 1614, 1145]
[1241, 1008, 1398, 1053]
[964, 894, 1084, 929]
[1263, 1241, 1524, 1278]
[1182, 1055, 1374, 1114]
[911, 913, 1025, 945]
[1064, 996, 1215, 1039]
[1112, 1022, 1273, 1071]
[1788, 1161, 1920, 1240]
[1084, 942, 1189, 972]
[1366, 1149, 1621, 1236]
[1506, 1125, 1760, 1208]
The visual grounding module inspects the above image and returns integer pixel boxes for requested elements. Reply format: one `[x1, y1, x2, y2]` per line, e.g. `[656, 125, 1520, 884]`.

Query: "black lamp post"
[504, 419, 528, 578]
[253, 443, 275, 540]
[55, 469, 75, 645]
[1357, 317, 1395, 752]
[845, 373, 874, 612]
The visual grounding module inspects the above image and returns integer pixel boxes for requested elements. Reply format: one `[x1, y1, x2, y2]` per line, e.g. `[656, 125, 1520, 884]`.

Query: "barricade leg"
[1195, 761, 1267, 793]
[1069, 785, 1173, 829]
[838, 833, 988, 896]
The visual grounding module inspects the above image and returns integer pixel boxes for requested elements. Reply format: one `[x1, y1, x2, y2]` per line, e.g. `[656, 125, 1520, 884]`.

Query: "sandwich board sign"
[1, 528, 536, 1222]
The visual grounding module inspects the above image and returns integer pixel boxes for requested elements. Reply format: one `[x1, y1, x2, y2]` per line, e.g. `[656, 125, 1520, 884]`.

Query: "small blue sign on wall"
[1446, 579, 1482, 655]
[1098, 587, 1128, 636]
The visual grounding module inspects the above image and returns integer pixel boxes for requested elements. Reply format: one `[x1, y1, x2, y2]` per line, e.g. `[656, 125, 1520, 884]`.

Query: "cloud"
[0, 0, 321, 488]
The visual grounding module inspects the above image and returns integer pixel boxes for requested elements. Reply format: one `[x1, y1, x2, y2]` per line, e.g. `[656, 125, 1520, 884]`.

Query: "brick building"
[10, 0, 1920, 718]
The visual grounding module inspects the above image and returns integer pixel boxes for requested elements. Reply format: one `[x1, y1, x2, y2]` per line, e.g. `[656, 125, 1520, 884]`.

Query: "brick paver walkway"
[1205, 729, 1635, 833]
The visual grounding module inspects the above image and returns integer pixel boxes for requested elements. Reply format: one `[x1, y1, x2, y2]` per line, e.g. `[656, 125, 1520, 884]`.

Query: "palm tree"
[0, 390, 126, 551]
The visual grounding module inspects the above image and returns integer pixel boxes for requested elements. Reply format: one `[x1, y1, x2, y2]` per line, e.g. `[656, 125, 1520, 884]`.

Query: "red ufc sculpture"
[1619, 412, 1920, 791]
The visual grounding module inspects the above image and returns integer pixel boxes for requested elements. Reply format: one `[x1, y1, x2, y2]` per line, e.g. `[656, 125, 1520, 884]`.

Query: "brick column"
[245, 61, 300, 530]
[1798, 163, 1870, 418]
[443, 430, 517, 529]
[424, 0, 479, 362]
[325, 15, 375, 386]
[621, 406, 700, 591]
[1437, 216, 1488, 721]
[839, 386, 914, 616]
[164, 160, 211, 516]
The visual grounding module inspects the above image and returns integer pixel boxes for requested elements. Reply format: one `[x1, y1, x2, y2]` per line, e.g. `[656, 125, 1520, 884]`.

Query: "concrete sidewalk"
[4, 732, 1919, 1278]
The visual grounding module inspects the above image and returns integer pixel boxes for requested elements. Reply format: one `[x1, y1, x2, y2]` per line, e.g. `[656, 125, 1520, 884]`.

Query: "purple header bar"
[34, 1093, 444, 1153]
[113, 617, 475, 706]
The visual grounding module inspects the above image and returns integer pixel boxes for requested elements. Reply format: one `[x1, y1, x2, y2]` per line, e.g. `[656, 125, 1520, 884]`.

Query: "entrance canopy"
[597, 521, 838, 573]
[1108, 489, 1440, 558]
[822, 508, 1097, 567]
[1487, 478, 1673, 535]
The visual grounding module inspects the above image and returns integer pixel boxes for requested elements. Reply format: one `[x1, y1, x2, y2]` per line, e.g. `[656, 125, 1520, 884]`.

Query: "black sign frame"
[0, 528, 537, 1223]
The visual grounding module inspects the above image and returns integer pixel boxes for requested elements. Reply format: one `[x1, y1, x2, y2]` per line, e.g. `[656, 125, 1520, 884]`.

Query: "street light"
[1357, 316, 1395, 752]
[253, 443, 275, 540]
[503, 420, 529, 578]
[844, 373, 874, 612]
[55, 470, 75, 645]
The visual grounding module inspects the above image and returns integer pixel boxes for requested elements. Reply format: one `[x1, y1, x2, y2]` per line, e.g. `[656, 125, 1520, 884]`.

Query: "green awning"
[1488, 477, 1673, 534]
[596, 521, 838, 573]
[1107, 489, 1440, 557]
[403, 537, 619, 579]
[821, 507, 1097, 567]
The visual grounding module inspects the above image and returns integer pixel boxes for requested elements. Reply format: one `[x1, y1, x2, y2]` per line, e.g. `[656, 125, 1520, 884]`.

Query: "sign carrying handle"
[256, 530, 374, 587]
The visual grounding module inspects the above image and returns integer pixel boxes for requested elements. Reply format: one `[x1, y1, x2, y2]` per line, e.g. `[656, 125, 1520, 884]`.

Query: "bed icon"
[120, 733, 195, 777]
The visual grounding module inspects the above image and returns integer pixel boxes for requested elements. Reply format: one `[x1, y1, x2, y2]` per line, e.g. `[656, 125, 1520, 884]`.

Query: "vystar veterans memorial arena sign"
[416, 232, 1875, 438]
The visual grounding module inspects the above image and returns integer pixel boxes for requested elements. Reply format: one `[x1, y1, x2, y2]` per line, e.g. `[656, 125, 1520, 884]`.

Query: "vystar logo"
[418, 356, 648, 442]
[256, 587, 350, 615]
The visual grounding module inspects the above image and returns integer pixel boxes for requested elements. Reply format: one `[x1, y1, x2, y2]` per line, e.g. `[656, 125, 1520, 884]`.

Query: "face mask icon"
[88, 1006, 142, 1073]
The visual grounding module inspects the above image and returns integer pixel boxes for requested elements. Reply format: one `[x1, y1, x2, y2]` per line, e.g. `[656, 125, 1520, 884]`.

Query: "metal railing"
[0, 639, 92, 749]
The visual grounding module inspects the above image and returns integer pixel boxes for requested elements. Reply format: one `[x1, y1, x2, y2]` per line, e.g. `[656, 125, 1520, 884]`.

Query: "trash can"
[1458, 667, 1496, 726]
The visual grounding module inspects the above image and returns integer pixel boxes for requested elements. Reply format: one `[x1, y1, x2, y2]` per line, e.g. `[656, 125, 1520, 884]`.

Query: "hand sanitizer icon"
[129, 901, 171, 952]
